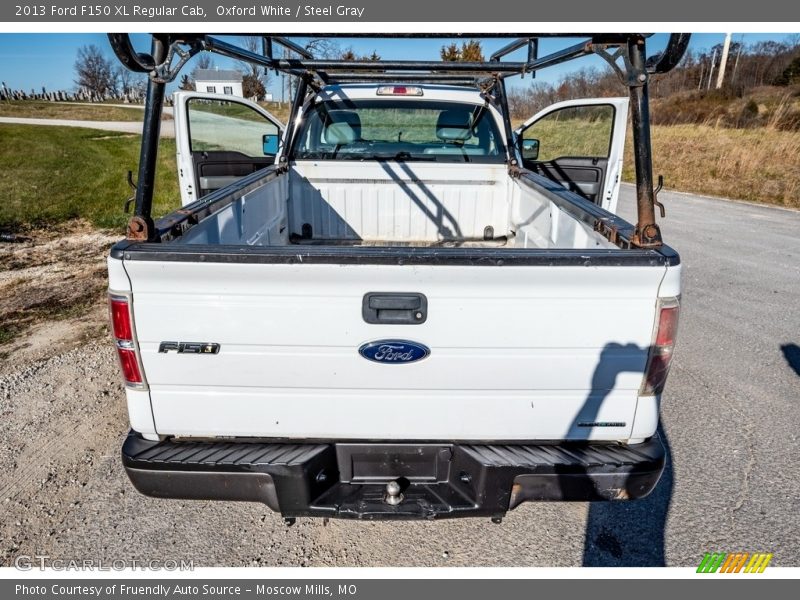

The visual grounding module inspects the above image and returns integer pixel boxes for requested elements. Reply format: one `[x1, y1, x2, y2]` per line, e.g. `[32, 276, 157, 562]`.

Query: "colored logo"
[358, 340, 430, 364]
[697, 552, 773, 573]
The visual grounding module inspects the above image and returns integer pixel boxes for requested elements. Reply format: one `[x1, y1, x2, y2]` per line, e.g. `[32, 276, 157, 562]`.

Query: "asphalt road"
[0, 116, 175, 137]
[1, 186, 798, 567]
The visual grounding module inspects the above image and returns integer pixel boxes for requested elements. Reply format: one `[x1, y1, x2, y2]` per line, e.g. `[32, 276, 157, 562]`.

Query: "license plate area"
[335, 443, 453, 483]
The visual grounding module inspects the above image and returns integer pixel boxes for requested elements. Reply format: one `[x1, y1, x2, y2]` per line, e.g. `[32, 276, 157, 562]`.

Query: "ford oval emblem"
[358, 340, 430, 364]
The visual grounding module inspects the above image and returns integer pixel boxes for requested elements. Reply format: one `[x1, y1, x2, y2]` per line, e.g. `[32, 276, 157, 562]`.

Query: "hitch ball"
[383, 480, 404, 506]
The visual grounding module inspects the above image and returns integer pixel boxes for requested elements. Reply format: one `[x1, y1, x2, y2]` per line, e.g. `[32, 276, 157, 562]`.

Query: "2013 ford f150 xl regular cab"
[106, 33, 689, 520]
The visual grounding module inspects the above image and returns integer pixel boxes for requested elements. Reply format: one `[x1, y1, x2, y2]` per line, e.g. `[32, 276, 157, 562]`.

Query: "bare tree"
[240, 35, 262, 67]
[280, 39, 343, 100]
[131, 75, 148, 99]
[179, 74, 195, 91]
[197, 53, 214, 69]
[303, 38, 342, 59]
[238, 36, 271, 100]
[191, 53, 215, 80]
[114, 66, 146, 100]
[74, 44, 116, 97]
[242, 73, 266, 99]
[116, 67, 132, 97]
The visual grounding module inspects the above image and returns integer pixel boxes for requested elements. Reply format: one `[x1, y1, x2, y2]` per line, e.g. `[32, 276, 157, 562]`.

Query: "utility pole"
[716, 33, 732, 89]
[707, 48, 717, 91]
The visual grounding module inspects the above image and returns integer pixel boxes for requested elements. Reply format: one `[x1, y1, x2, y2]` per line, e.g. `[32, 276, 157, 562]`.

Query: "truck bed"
[175, 162, 619, 251]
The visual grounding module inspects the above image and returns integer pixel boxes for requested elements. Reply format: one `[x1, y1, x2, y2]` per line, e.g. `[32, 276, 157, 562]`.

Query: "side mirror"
[262, 133, 280, 156]
[521, 138, 539, 161]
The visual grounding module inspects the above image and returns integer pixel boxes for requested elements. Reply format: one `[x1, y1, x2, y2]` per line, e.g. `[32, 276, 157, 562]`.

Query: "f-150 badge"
[358, 340, 429, 364]
[158, 342, 220, 354]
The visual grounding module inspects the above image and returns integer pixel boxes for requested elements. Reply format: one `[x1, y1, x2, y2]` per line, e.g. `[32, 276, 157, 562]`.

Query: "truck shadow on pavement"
[564, 342, 673, 566]
[581, 427, 673, 566]
[780, 343, 800, 377]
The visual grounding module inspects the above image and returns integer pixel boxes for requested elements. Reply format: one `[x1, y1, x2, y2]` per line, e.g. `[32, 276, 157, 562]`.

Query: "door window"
[521, 104, 615, 162]
[188, 98, 279, 157]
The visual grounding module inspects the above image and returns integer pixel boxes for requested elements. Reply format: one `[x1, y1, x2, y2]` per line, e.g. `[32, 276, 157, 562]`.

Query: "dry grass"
[259, 101, 291, 123]
[623, 124, 800, 208]
[650, 86, 800, 131]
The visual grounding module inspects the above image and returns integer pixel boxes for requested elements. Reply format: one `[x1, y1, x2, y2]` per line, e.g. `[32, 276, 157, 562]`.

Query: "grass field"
[1, 118, 798, 234]
[0, 101, 172, 122]
[0, 124, 180, 230]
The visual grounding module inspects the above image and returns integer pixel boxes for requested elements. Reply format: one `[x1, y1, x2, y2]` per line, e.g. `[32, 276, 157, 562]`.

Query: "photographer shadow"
[567, 342, 674, 566]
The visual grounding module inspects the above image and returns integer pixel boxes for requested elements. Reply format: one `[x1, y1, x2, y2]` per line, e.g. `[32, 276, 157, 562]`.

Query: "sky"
[0, 33, 797, 99]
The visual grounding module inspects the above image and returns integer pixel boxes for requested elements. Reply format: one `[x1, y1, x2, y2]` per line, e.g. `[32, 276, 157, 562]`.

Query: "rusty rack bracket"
[653, 175, 666, 218]
[631, 222, 663, 248]
[594, 220, 623, 248]
[126, 216, 151, 241]
[123, 170, 137, 214]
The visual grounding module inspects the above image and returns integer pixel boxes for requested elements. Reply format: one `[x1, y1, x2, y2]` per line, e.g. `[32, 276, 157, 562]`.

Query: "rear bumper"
[122, 432, 665, 520]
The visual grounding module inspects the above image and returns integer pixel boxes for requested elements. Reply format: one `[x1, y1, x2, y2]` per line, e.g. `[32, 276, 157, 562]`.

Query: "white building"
[193, 69, 244, 97]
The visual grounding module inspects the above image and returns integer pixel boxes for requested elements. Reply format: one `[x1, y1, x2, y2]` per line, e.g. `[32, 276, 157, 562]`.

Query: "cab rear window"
[293, 99, 506, 163]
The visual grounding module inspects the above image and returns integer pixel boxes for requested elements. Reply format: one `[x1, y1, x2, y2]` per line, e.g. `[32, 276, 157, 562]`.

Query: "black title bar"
[4, 0, 800, 22]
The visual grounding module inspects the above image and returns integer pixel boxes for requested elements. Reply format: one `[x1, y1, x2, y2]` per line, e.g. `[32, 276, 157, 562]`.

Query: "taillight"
[640, 297, 680, 396]
[110, 297, 133, 340]
[116, 347, 143, 384]
[109, 293, 145, 387]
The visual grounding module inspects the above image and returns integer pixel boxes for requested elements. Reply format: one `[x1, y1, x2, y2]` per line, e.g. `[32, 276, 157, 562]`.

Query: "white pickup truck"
[108, 33, 685, 521]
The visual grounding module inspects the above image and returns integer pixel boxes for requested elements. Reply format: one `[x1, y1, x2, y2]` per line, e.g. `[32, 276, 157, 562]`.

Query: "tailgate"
[122, 260, 666, 441]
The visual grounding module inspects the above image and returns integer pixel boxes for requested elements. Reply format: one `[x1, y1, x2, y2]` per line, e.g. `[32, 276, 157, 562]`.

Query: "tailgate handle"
[363, 293, 427, 324]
